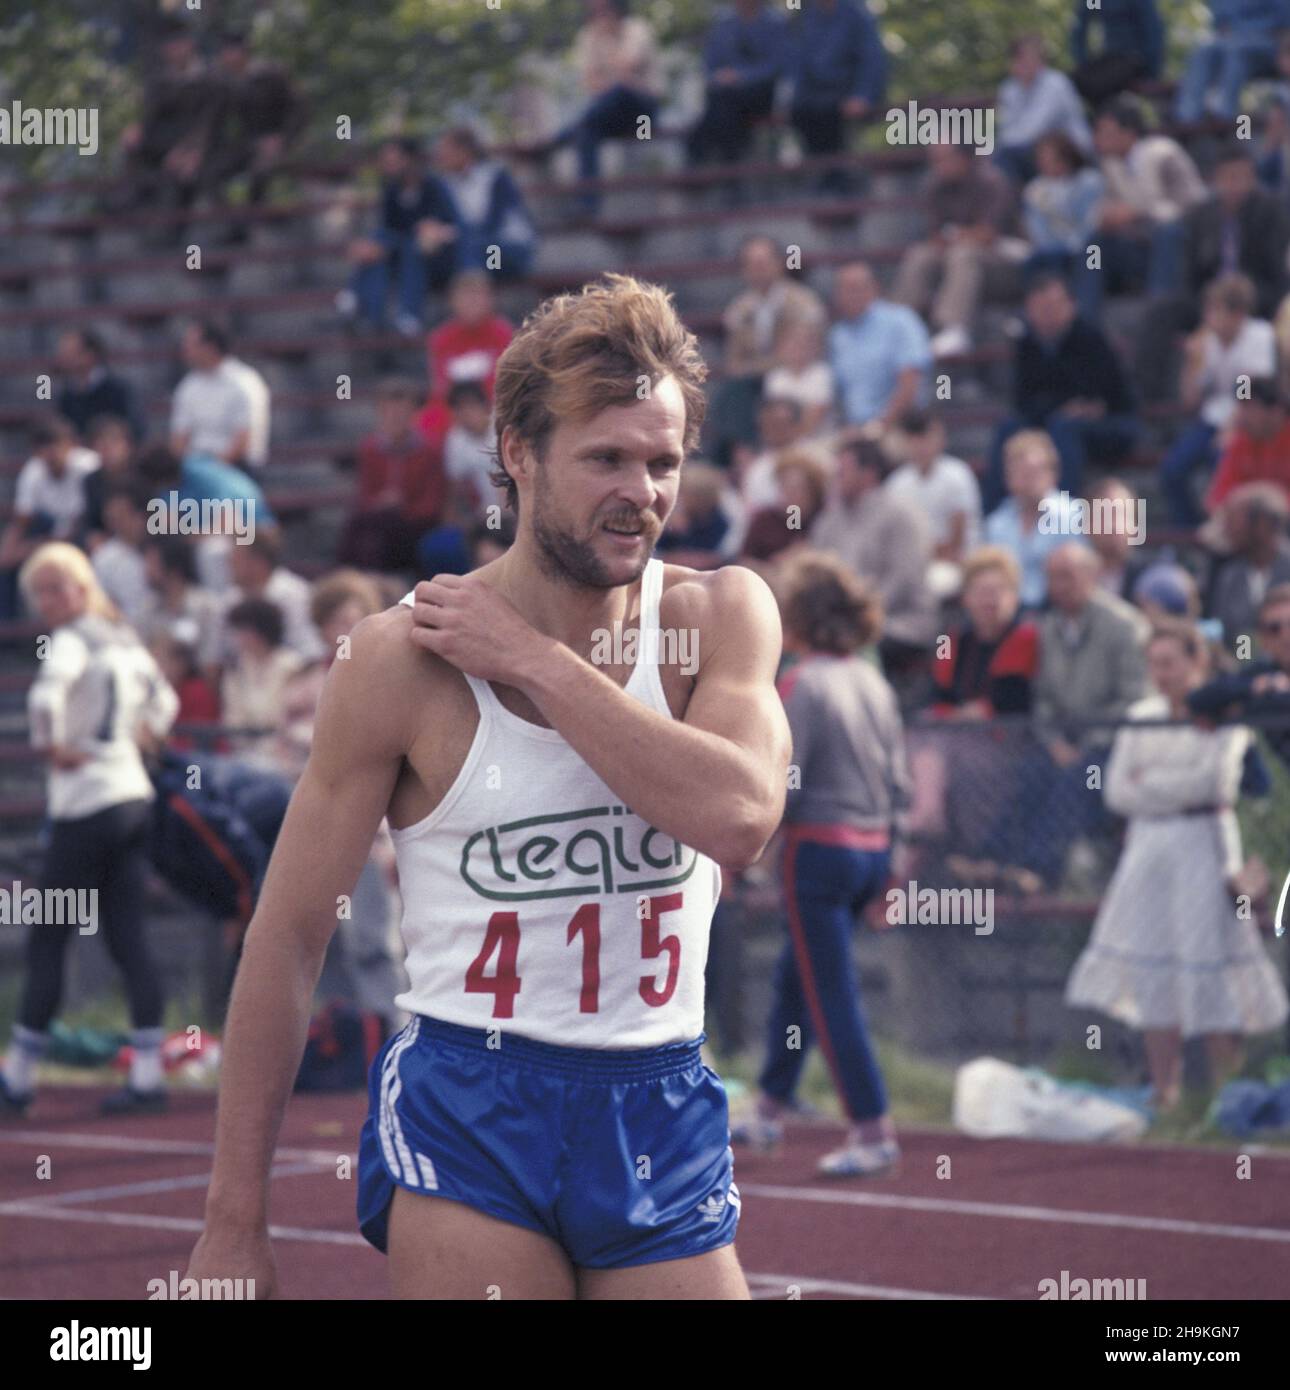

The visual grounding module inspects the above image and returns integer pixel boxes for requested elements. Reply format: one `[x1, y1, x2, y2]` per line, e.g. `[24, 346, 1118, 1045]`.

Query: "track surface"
[2, 1085, 1286, 1300]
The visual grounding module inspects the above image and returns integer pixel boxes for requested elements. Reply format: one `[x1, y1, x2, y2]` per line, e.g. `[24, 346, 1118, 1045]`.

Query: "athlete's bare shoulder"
[657, 561, 783, 658]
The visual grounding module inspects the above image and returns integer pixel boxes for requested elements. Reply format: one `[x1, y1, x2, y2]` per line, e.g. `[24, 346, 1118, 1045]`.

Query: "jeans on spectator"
[984, 412, 1140, 512]
[1174, 34, 1278, 122]
[1024, 248, 1104, 321]
[790, 96, 846, 156]
[1160, 418, 1221, 526]
[555, 85, 661, 203]
[1098, 220, 1185, 297]
[687, 79, 776, 164]
[351, 229, 429, 329]
[452, 227, 535, 282]
[758, 838, 891, 1123]
[994, 143, 1037, 185]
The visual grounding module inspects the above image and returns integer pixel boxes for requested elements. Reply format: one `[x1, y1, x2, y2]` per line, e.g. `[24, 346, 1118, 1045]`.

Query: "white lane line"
[6, 1162, 324, 1209]
[0, 1203, 367, 1246]
[0, 1128, 346, 1165]
[746, 1273, 988, 1300]
[739, 1183, 1290, 1243]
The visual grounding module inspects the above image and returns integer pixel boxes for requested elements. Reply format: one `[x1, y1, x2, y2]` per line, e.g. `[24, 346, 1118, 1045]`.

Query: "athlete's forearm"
[203, 925, 326, 1230]
[518, 640, 780, 866]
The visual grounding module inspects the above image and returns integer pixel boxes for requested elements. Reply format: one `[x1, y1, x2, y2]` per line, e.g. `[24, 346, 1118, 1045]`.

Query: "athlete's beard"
[530, 465, 658, 589]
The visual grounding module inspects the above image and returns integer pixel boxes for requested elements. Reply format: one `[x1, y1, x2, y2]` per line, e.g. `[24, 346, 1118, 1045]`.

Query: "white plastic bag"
[953, 1056, 1148, 1142]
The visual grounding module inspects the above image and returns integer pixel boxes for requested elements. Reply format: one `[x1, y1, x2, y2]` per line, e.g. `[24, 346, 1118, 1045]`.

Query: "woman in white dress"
[1065, 621, 1288, 1111]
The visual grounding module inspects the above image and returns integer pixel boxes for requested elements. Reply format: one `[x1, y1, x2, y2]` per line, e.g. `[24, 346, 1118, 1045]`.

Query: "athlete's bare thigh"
[387, 1187, 577, 1300]
[575, 1245, 750, 1301]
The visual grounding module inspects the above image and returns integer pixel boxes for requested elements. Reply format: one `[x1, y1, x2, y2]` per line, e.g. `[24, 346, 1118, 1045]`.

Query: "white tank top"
[392, 559, 720, 1048]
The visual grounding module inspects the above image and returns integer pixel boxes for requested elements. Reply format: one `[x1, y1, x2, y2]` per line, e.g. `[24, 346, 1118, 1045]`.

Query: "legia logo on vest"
[460, 804, 700, 901]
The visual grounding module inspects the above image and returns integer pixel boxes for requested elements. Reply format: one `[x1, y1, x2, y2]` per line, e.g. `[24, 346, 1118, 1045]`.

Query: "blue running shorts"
[357, 1014, 741, 1269]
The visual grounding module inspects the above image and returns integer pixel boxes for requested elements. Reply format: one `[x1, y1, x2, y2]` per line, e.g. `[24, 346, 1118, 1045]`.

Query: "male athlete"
[188, 274, 791, 1299]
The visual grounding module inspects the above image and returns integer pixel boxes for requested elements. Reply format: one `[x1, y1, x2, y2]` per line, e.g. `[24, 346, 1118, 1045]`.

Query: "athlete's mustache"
[599, 512, 659, 538]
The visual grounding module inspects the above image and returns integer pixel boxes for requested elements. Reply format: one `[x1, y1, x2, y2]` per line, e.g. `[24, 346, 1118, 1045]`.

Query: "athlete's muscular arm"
[412, 565, 791, 868]
[187, 611, 413, 1294]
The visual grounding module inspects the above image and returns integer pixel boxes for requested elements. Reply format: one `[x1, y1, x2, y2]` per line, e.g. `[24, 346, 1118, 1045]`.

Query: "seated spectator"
[811, 438, 936, 698]
[1092, 96, 1207, 298]
[705, 236, 827, 467]
[1189, 579, 1290, 770]
[115, 15, 216, 213]
[742, 450, 829, 561]
[788, 0, 888, 192]
[339, 377, 447, 573]
[1071, 0, 1165, 106]
[893, 141, 1023, 358]
[1256, 85, 1290, 196]
[217, 530, 325, 670]
[1066, 619, 1288, 1110]
[686, 0, 787, 166]
[1132, 563, 1207, 636]
[336, 137, 458, 336]
[885, 407, 982, 597]
[222, 351, 271, 471]
[1141, 145, 1290, 402]
[54, 330, 142, 441]
[418, 271, 516, 447]
[1088, 476, 1150, 600]
[995, 34, 1093, 185]
[1010, 542, 1148, 889]
[657, 460, 744, 566]
[1204, 376, 1290, 512]
[0, 416, 99, 618]
[1022, 132, 1105, 319]
[149, 631, 221, 752]
[91, 480, 153, 629]
[733, 396, 816, 512]
[930, 546, 1039, 718]
[433, 127, 537, 282]
[983, 429, 1088, 609]
[763, 320, 835, 437]
[829, 261, 932, 432]
[80, 415, 137, 546]
[1174, 0, 1284, 125]
[1203, 482, 1290, 651]
[443, 381, 500, 519]
[1161, 273, 1278, 525]
[204, 27, 304, 207]
[985, 273, 1138, 509]
[140, 535, 224, 673]
[220, 598, 307, 766]
[541, 0, 663, 214]
[170, 321, 255, 470]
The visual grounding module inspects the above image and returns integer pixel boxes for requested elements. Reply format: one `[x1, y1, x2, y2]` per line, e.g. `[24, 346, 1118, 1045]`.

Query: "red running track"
[1, 1085, 1286, 1300]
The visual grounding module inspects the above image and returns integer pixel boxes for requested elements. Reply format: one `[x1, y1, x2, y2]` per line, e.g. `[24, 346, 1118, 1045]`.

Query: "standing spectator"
[170, 322, 253, 469]
[340, 377, 448, 572]
[433, 127, 537, 282]
[1204, 483, 1290, 650]
[706, 235, 826, 467]
[1174, 0, 1286, 125]
[829, 261, 932, 431]
[788, 0, 888, 191]
[204, 28, 304, 207]
[1066, 622, 1287, 1110]
[762, 321, 835, 437]
[54, 330, 142, 441]
[995, 34, 1093, 185]
[0, 543, 179, 1117]
[731, 551, 908, 1177]
[885, 407, 982, 594]
[336, 138, 459, 336]
[80, 416, 138, 546]
[418, 271, 516, 449]
[985, 274, 1139, 509]
[811, 439, 936, 693]
[1161, 273, 1278, 524]
[0, 416, 99, 618]
[217, 531, 325, 669]
[542, 0, 663, 213]
[983, 430, 1088, 609]
[1022, 132, 1105, 319]
[1205, 376, 1290, 512]
[894, 141, 1022, 359]
[1093, 97, 1207, 298]
[91, 480, 153, 630]
[686, 0, 787, 166]
[1071, 0, 1165, 105]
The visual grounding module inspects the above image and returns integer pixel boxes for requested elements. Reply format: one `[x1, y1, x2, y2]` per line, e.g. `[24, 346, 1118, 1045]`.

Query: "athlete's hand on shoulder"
[186, 1223, 279, 1300]
[408, 574, 552, 684]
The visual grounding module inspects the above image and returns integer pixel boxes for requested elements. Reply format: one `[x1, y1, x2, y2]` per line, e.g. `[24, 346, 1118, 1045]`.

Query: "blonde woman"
[0, 543, 178, 1118]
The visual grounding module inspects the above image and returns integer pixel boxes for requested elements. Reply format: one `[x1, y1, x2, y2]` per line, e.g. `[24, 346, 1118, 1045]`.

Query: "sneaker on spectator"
[730, 1111, 785, 1149]
[817, 1137, 900, 1178]
[930, 325, 971, 359]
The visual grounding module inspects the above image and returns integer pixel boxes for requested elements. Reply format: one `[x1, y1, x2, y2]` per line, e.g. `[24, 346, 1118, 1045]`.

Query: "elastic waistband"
[784, 823, 891, 851]
[409, 1014, 706, 1082]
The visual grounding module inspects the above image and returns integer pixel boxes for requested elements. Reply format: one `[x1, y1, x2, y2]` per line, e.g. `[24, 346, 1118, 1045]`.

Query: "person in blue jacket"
[433, 127, 537, 282]
[1071, 0, 1165, 106]
[686, 0, 788, 166]
[1175, 0, 1290, 124]
[788, 0, 887, 189]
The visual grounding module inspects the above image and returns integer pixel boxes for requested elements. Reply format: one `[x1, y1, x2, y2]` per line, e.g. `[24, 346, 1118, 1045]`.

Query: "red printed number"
[465, 895, 684, 1017]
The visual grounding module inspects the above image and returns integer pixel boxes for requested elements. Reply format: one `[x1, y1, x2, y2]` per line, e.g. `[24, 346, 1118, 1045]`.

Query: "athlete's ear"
[500, 425, 537, 490]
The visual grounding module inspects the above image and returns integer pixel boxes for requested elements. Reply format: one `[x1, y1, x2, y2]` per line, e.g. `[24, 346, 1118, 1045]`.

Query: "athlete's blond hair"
[19, 541, 123, 623]
[490, 273, 709, 513]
